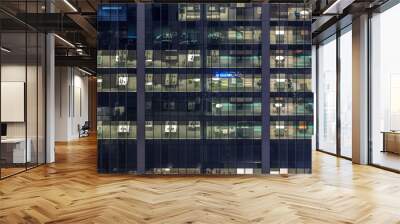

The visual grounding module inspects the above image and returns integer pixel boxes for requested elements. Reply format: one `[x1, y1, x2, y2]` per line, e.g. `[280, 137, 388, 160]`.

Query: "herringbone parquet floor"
[1, 136, 400, 224]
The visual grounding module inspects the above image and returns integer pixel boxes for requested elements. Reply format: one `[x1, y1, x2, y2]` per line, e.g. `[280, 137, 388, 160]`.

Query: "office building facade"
[97, 3, 312, 174]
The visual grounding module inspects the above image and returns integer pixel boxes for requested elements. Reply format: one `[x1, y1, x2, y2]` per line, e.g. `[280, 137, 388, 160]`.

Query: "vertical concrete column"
[136, 3, 146, 173]
[45, 0, 56, 163]
[46, 32, 55, 163]
[261, 4, 271, 173]
[352, 14, 369, 164]
[312, 45, 317, 150]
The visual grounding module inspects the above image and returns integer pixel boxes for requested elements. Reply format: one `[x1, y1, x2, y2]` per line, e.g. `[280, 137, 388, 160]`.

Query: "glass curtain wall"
[316, 25, 353, 159]
[269, 4, 313, 174]
[97, 5, 138, 172]
[97, 3, 312, 174]
[0, 1, 46, 179]
[144, 3, 263, 174]
[370, 4, 400, 171]
[317, 36, 337, 154]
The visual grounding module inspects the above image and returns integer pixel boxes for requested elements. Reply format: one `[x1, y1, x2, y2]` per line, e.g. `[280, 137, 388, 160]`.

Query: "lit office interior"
[0, 4, 46, 179]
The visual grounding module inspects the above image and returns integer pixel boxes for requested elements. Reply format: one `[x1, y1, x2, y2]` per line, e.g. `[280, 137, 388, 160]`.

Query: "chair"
[79, 121, 90, 138]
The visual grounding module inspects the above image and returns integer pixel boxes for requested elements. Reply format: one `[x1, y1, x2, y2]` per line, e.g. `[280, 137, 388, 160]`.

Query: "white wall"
[55, 67, 89, 141]
[71, 72, 89, 138]
[1, 65, 39, 138]
[55, 67, 70, 141]
[1, 65, 27, 140]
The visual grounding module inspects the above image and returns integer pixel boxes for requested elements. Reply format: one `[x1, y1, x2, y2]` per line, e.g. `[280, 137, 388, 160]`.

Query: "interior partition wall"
[0, 1, 47, 179]
[97, 3, 312, 175]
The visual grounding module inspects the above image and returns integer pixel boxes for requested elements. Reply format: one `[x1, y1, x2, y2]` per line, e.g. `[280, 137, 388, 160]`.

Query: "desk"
[382, 131, 400, 154]
[1, 138, 31, 164]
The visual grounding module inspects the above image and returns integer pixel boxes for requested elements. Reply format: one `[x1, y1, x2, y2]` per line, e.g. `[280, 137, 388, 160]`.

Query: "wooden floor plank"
[1, 135, 400, 224]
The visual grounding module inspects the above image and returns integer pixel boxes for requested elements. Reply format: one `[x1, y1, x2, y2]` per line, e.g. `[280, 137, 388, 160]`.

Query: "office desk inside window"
[1, 138, 32, 164]
[382, 131, 400, 154]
